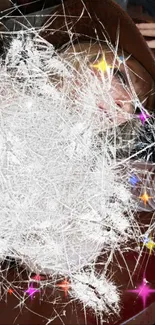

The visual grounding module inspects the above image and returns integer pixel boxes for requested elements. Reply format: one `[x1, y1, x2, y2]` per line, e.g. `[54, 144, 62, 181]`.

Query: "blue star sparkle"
[129, 175, 139, 187]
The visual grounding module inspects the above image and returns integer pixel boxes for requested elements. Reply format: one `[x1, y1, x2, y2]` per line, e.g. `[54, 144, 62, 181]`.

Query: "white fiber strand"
[0, 35, 141, 316]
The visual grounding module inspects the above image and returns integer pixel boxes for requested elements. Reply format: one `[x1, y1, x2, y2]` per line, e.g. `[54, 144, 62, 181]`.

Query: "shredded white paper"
[0, 34, 146, 317]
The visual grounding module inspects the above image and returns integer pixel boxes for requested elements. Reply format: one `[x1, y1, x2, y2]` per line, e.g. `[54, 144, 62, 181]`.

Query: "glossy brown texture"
[41, 0, 155, 84]
[65, 42, 155, 121]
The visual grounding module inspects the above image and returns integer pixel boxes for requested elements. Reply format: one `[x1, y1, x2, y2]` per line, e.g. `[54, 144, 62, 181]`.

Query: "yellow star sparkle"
[139, 191, 152, 206]
[91, 57, 112, 73]
[144, 238, 155, 255]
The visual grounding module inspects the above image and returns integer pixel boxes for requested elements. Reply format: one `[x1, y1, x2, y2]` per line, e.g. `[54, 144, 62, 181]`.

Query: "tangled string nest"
[0, 34, 145, 316]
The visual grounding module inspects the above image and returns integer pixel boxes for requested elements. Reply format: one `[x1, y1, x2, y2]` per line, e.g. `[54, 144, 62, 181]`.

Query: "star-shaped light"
[119, 56, 124, 62]
[31, 274, 45, 282]
[139, 191, 152, 205]
[91, 57, 112, 73]
[129, 174, 139, 187]
[139, 111, 150, 124]
[8, 288, 13, 295]
[145, 238, 155, 255]
[57, 279, 71, 297]
[25, 284, 40, 299]
[117, 55, 124, 64]
[128, 277, 155, 308]
[142, 235, 149, 244]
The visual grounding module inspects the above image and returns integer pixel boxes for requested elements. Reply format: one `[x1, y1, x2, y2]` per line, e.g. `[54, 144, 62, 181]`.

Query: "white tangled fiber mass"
[71, 270, 120, 314]
[0, 35, 140, 315]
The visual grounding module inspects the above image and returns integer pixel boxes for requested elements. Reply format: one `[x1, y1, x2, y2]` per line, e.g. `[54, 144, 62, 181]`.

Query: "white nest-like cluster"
[0, 35, 140, 315]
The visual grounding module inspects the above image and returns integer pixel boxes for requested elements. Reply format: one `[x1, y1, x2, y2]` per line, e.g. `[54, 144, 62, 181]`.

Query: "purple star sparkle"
[25, 284, 40, 299]
[139, 111, 150, 124]
[128, 278, 155, 309]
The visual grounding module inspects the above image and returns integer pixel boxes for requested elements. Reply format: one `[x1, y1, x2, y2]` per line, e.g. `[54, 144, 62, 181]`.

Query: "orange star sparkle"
[8, 288, 13, 295]
[139, 191, 152, 206]
[57, 279, 70, 297]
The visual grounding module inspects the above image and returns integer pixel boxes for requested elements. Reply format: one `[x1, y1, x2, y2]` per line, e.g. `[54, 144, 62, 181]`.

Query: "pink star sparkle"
[128, 278, 155, 308]
[31, 274, 45, 281]
[25, 284, 40, 299]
